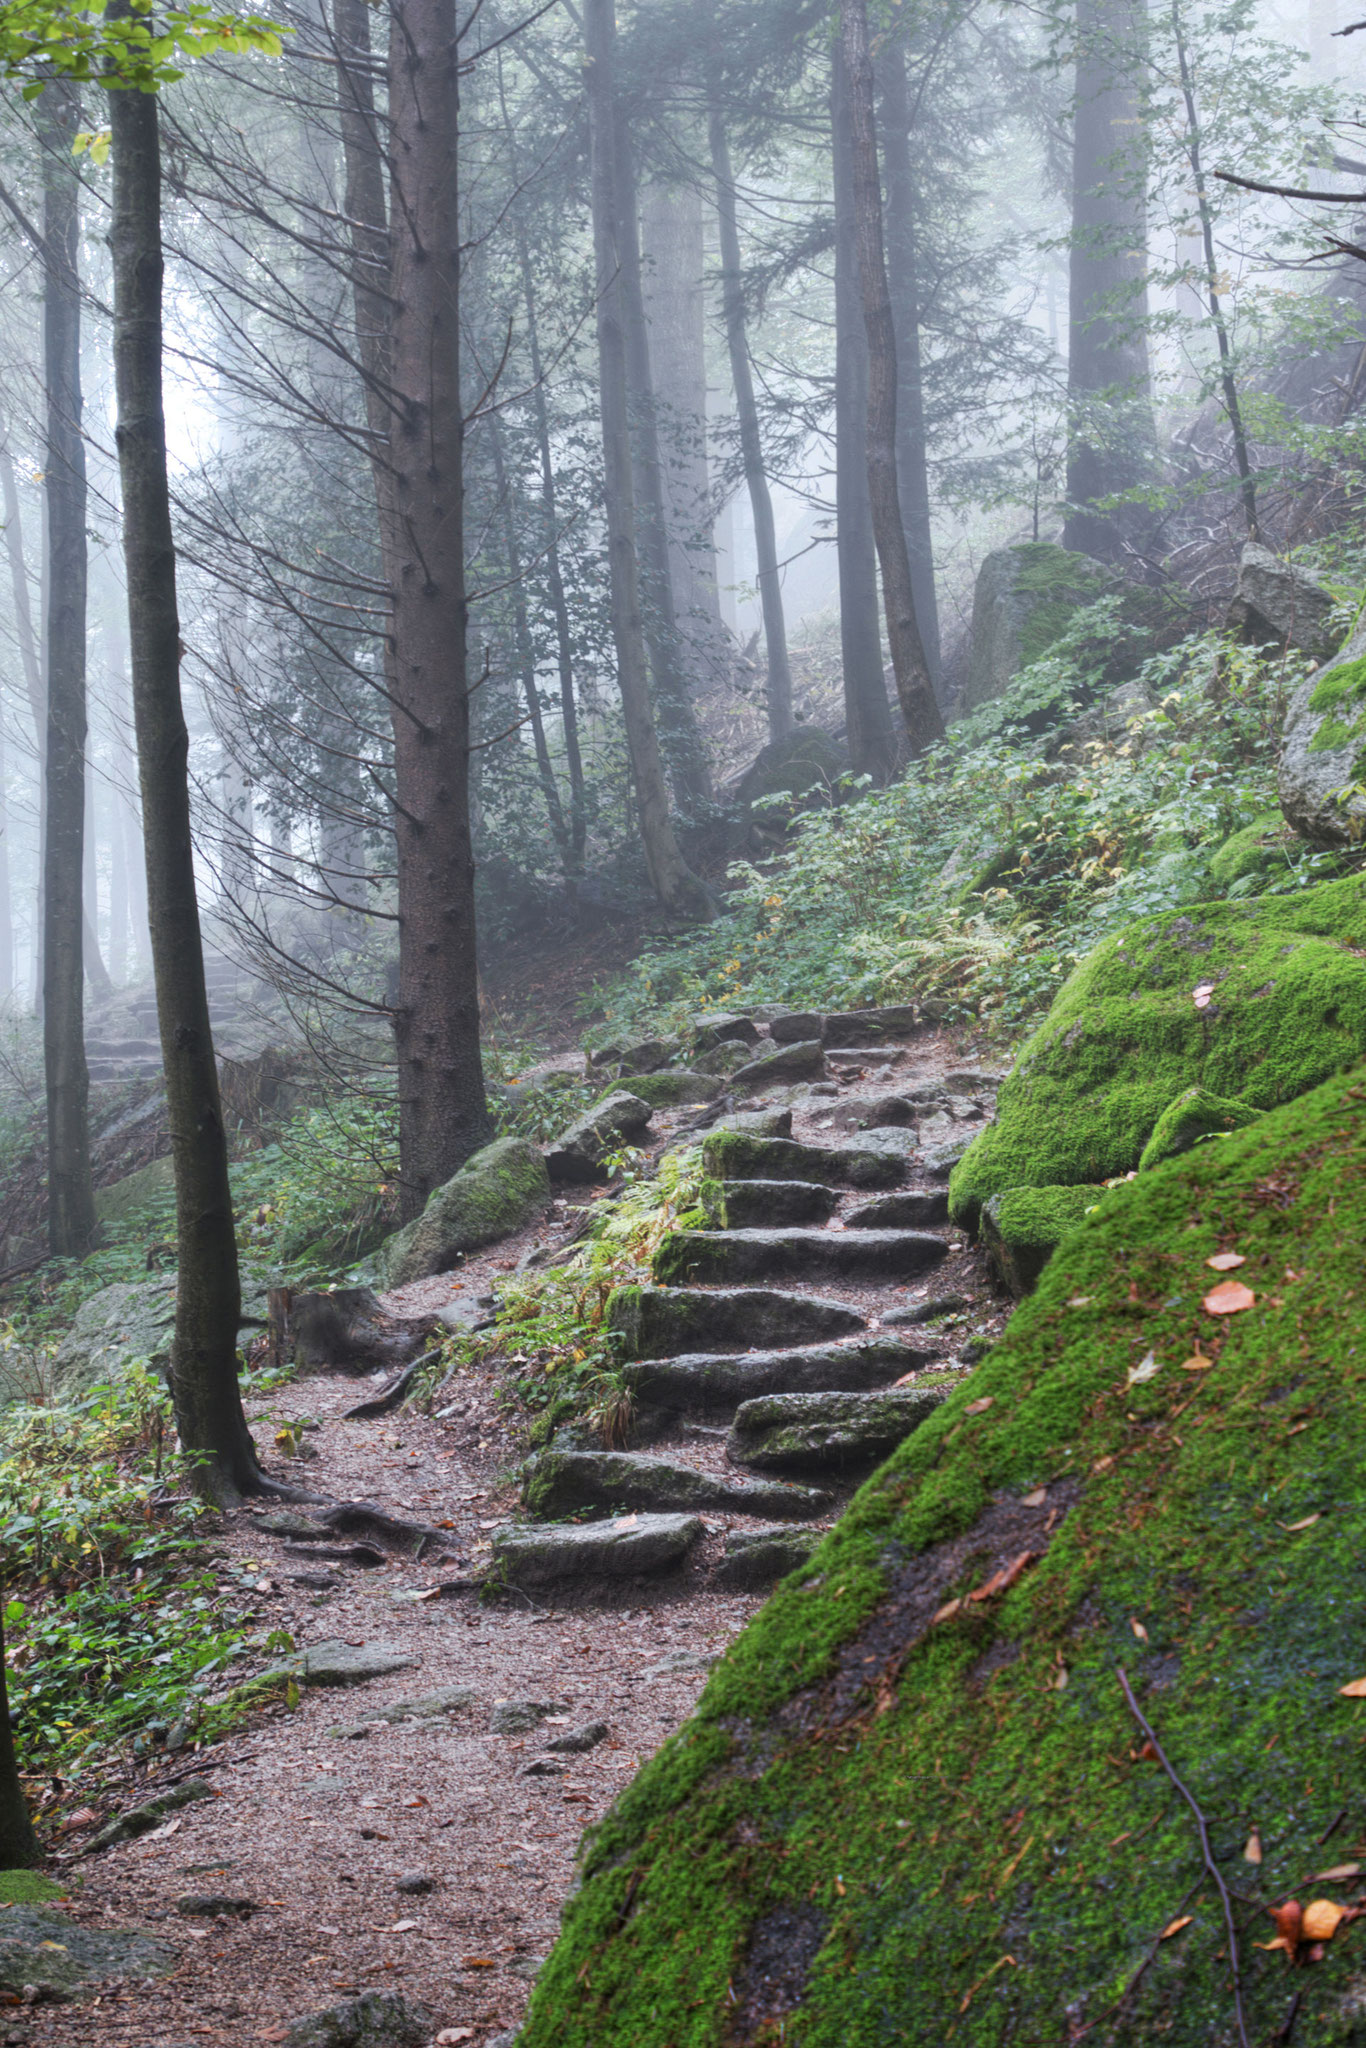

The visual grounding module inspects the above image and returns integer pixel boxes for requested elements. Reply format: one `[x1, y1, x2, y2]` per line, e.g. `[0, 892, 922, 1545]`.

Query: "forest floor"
[24, 1024, 1007, 2047]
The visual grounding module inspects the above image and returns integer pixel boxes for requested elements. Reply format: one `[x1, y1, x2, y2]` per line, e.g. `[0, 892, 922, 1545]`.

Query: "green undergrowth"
[585, 619, 1355, 1049]
[950, 872, 1366, 1224]
[520, 1070, 1366, 2046]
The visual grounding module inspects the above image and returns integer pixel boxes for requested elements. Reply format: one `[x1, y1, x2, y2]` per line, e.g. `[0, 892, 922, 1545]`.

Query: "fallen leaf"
[1203, 1279, 1255, 1316]
[1131, 1618, 1149, 1644]
[964, 1397, 994, 1416]
[259, 2031, 290, 2043]
[1339, 1677, 1366, 1697]
[1127, 1350, 1161, 1385]
[1269, 1900, 1304, 1949]
[1092, 1454, 1114, 1473]
[184, 1928, 211, 1942]
[435, 2032, 476, 2045]
[1245, 1831, 1263, 1865]
[141, 1816, 183, 1843]
[315, 1925, 340, 1936]
[390, 1919, 419, 1934]
[461, 1956, 496, 1968]
[1313, 1864, 1362, 1883]
[933, 1597, 963, 1625]
[968, 1551, 1036, 1604]
[1279, 1514, 1320, 1532]
[1303, 1899, 1348, 1941]
[1206, 1251, 1246, 1271]
[1022, 1487, 1047, 1507]
[1067, 1295, 1094, 1308]
[615, 1514, 639, 1530]
[58, 1807, 96, 1833]
[402, 1797, 428, 1809]
[1160, 1915, 1193, 1940]
[1180, 1348, 1214, 1371]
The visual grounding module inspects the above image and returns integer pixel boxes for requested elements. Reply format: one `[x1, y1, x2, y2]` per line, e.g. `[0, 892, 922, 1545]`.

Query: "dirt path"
[29, 1025, 1007, 2047]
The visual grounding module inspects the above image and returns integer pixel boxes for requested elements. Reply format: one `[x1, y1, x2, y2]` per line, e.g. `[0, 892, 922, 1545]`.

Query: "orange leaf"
[1312, 1864, 1362, 1883]
[1160, 1915, 1193, 1940]
[1245, 1831, 1263, 1865]
[1092, 1454, 1114, 1473]
[1303, 1899, 1348, 1941]
[1206, 1251, 1246, 1270]
[933, 1598, 962, 1625]
[1131, 1618, 1149, 1644]
[1255, 1934, 1297, 1958]
[1203, 1279, 1255, 1315]
[1180, 1350, 1214, 1371]
[1269, 1900, 1303, 1946]
[1022, 1487, 1047, 1507]
[461, 1956, 496, 1968]
[964, 1397, 994, 1416]
[968, 1551, 1036, 1604]
[1339, 1676, 1366, 1697]
[1278, 1514, 1320, 1532]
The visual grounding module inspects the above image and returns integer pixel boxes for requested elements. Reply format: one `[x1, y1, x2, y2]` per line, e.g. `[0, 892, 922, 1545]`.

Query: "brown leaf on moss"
[964, 1397, 994, 1416]
[1244, 1830, 1263, 1864]
[1303, 1898, 1350, 1941]
[1159, 1915, 1193, 1939]
[1206, 1251, 1246, 1270]
[1338, 1676, 1366, 1697]
[1203, 1279, 1255, 1315]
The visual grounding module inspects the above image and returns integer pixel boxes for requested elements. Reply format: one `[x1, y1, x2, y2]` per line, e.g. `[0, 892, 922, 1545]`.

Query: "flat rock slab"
[653, 1228, 948, 1287]
[380, 1685, 476, 1722]
[701, 1179, 839, 1229]
[730, 1039, 826, 1088]
[728, 1384, 951, 1473]
[86, 1774, 217, 1852]
[522, 1449, 830, 1520]
[923, 1137, 972, 1180]
[883, 1291, 970, 1327]
[701, 1131, 903, 1189]
[492, 1513, 703, 1586]
[546, 1091, 652, 1184]
[769, 1011, 824, 1043]
[624, 1335, 940, 1411]
[0, 1906, 177, 1997]
[269, 1641, 417, 1687]
[846, 1189, 949, 1228]
[820, 1005, 919, 1046]
[490, 1697, 569, 1735]
[607, 1284, 865, 1359]
[285, 1990, 435, 2048]
[714, 1526, 820, 1592]
[638, 1649, 718, 1680]
[689, 1012, 760, 1047]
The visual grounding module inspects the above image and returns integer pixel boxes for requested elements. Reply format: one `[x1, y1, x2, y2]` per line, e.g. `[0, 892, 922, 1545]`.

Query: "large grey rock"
[376, 1136, 550, 1287]
[689, 1012, 760, 1049]
[490, 1697, 568, 1735]
[693, 1039, 763, 1077]
[50, 1278, 267, 1401]
[980, 1185, 1102, 1298]
[714, 1526, 820, 1592]
[700, 1130, 903, 1189]
[652, 1227, 949, 1287]
[610, 1070, 718, 1110]
[707, 1107, 793, 1140]
[845, 1188, 949, 1228]
[86, 1775, 217, 1853]
[267, 1640, 417, 1688]
[1278, 619, 1366, 846]
[727, 1384, 951, 1474]
[93, 1154, 175, 1226]
[700, 1179, 839, 1229]
[1228, 541, 1338, 659]
[769, 1010, 824, 1044]
[964, 541, 1113, 712]
[820, 1006, 918, 1047]
[607, 1284, 865, 1359]
[731, 726, 848, 812]
[624, 1335, 936, 1412]
[545, 1091, 653, 1182]
[284, 1992, 435, 2048]
[729, 1040, 826, 1089]
[521, 1449, 830, 1520]
[492, 1513, 703, 1586]
[0, 1906, 177, 1998]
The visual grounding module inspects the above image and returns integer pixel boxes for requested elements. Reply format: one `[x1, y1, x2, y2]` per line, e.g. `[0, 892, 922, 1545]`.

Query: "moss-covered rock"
[518, 1070, 1366, 2047]
[1137, 1086, 1260, 1172]
[595, 1071, 717, 1111]
[949, 874, 1366, 1227]
[93, 1154, 174, 1226]
[980, 1183, 1102, 1296]
[1279, 620, 1366, 845]
[375, 1136, 551, 1288]
[963, 542, 1114, 713]
[1208, 809, 1293, 894]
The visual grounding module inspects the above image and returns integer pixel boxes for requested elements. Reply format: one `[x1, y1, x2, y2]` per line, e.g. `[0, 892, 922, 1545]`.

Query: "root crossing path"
[34, 1024, 1008, 2046]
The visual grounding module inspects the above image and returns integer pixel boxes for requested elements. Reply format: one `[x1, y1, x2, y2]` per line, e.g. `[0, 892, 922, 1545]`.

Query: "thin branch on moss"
[1072, 1876, 1201, 2042]
[1117, 1667, 1250, 2048]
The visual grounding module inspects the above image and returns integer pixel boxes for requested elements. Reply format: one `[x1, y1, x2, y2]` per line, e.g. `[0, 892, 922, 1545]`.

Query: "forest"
[0, 0, 1363, 2037]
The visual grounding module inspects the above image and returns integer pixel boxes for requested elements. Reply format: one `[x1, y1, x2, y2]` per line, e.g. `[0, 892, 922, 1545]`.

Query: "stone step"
[701, 1180, 839, 1229]
[607, 1284, 866, 1360]
[825, 1046, 900, 1071]
[729, 1040, 826, 1089]
[521, 1450, 830, 1521]
[623, 1335, 940, 1412]
[714, 1526, 819, 1592]
[820, 1006, 919, 1047]
[845, 1189, 950, 1228]
[85, 1037, 161, 1058]
[701, 1131, 903, 1190]
[491, 1513, 702, 1587]
[652, 1227, 948, 1287]
[726, 1383, 950, 1474]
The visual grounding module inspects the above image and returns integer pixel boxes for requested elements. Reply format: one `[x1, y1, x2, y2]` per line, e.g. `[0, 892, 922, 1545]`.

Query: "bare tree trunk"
[40, 82, 97, 1256]
[0, 433, 42, 1001]
[877, 40, 941, 694]
[488, 412, 570, 861]
[0, 727, 12, 1002]
[614, 122, 712, 809]
[584, 0, 712, 919]
[840, 0, 943, 758]
[382, 0, 494, 1213]
[0, 1601, 37, 1868]
[1064, 0, 1156, 556]
[707, 99, 794, 740]
[831, 42, 897, 781]
[109, 76, 264, 1504]
[84, 759, 112, 996]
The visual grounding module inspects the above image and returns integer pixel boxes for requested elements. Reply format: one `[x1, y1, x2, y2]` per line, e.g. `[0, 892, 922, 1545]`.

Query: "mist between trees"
[0, 0, 1361, 1501]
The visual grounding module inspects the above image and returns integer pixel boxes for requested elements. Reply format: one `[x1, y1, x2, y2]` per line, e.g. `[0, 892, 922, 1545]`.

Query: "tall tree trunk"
[382, 0, 494, 1214]
[0, 726, 12, 1002]
[614, 123, 712, 809]
[0, 433, 42, 1002]
[40, 82, 97, 1257]
[0, 1602, 37, 1868]
[489, 413, 570, 861]
[877, 40, 941, 694]
[109, 77, 263, 1504]
[1063, 0, 1156, 557]
[84, 759, 112, 995]
[707, 99, 794, 740]
[584, 0, 712, 919]
[831, 42, 897, 780]
[840, 0, 943, 758]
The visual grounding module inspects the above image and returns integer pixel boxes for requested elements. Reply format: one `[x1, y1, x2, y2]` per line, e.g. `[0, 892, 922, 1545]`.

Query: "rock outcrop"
[1279, 619, 1366, 846]
[375, 1136, 551, 1287]
[1227, 539, 1338, 659]
[963, 541, 1113, 712]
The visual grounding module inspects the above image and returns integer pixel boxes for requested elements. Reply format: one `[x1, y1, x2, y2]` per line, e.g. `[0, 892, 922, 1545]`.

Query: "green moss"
[1008, 544, 1113, 670]
[1138, 1086, 1259, 1172]
[1207, 810, 1288, 891]
[948, 874, 1366, 1227]
[595, 1071, 717, 1111]
[1309, 716, 1357, 754]
[0, 1871, 65, 1904]
[1308, 652, 1366, 715]
[518, 1072, 1366, 2046]
[981, 1183, 1102, 1296]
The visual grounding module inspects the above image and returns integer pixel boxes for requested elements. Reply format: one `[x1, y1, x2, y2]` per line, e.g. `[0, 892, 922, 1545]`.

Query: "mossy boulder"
[46, 1277, 271, 1402]
[596, 1071, 717, 1111]
[93, 1153, 175, 1226]
[518, 1070, 1366, 2047]
[963, 541, 1113, 713]
[1137, 1086, 1260, 1172]
[732, 726, 848, 811]
[949, 874, 1366, 1228]
[1279, 620, 1366, 845]
[980, 1183, 1103, 1296]
[375, 1136, 550, 1288]
[1208, 809, 1293, 895]
[546, 1092, 653, 1183]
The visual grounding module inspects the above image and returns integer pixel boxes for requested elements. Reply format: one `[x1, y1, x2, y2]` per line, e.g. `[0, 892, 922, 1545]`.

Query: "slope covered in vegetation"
[520, 1065, 1366, 2046]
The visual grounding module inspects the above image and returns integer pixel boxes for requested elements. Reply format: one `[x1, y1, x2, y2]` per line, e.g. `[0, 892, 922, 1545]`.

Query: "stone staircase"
[84, 952, 278, 1084]
[495, 1024, 1000, 1598]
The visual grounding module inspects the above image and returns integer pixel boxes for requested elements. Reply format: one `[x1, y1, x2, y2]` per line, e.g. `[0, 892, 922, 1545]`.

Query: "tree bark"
[584, 0, 712, 919]
[488, 411, 571, 861]
[0, 1598, 38, 1868]
[877, 40, 941, 694]
[109, 77, 263, 1504]
[831, 41, 897, 780]
[707, 100, 794, 740]
[840, 0, 943, 758]
[40, 82, 97, 1256]
[1063, 0, 1156, 556]
[0, 432, 41, 1000]
[382, 0, 494, 1214]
